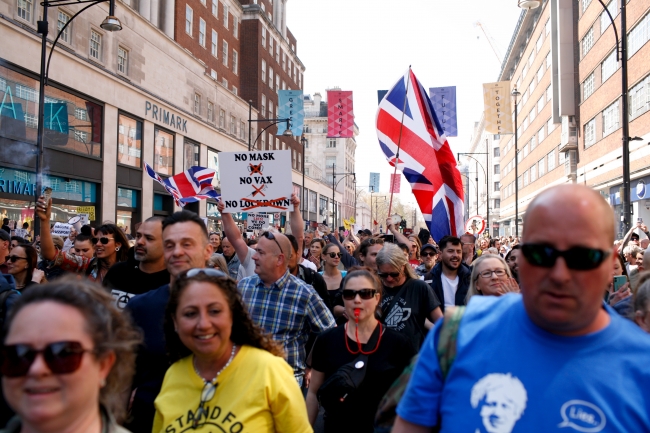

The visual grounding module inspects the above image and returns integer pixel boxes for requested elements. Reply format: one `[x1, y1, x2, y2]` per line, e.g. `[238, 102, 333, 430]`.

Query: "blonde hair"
[466, 254, 513, 303]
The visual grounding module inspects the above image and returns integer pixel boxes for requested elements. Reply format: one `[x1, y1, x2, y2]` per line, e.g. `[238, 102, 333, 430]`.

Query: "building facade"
[496, 0, 650, 239]
[303, 92, 357, 229]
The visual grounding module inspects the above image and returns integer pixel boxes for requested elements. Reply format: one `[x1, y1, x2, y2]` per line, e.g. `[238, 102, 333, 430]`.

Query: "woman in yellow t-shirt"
[152, 269, 312, 433]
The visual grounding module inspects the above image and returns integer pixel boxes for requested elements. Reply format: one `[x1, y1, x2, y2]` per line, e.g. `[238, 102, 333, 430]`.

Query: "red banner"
[390, 174, 401, 193]
[327, 90, 354, 138]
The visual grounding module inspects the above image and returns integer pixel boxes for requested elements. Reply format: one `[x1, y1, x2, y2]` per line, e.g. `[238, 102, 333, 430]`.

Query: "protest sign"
[52, 222, 72, 238]
[219, 150, 293, 213]
[76, 206, 96, 220]
[246, 213, 270, 231]
[78, 213, 90, 225]
[12, 229, 27, 238]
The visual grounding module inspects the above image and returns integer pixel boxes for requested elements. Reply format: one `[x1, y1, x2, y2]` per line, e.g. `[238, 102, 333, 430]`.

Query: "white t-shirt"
[441, 274, 459, 307]
[300, 258, 317, 271]
[236, 246, 257, 281]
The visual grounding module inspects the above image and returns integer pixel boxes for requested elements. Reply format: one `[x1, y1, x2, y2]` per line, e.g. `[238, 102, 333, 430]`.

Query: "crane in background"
[474, 21, 503, 66]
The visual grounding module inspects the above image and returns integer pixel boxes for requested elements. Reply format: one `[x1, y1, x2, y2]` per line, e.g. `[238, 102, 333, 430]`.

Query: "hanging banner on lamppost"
[277, 90, 304, 136]
[327, 90, 354, 138]
[429, 86, 458, 137]
[482, 82, 513, 134]
[389, 173, 401, 193]
[369, 172, 380, 193]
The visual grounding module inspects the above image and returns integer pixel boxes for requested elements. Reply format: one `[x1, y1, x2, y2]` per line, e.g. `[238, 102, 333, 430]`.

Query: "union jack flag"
[376, 69, 464, 242]
[144, 162, 220, 207]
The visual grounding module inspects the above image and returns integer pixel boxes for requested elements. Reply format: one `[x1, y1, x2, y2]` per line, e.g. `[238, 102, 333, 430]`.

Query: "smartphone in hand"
[613, 275, 627, 292]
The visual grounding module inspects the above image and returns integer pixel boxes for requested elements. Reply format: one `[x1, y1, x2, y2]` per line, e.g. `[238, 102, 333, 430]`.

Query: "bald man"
[393, 185, 650, 433]
[237, 230, 335, 387]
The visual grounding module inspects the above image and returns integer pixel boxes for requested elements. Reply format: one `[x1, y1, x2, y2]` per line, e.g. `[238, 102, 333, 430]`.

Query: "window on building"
[282, 51, 286, 71]
[559, 147, 567, 165]
[547, 117, 556, 133]
[17, 0, 32, 21]
[601, 50, 618, 82]
[57, 11, 71, 43]
[232, 50, 238, 74]
[538, 126, 545, 144]
[233, 17, 238, 38]
[602, 100, 620, 136]
[222, 3, 228, 27]
[584, 118, 596, 148]
[536, 34, 544, 53]
[183, 139, 200, 171]
[117, 46, 128, 74]
[528, 51, 534, 67]
[275, 75, 279, 94]
[327, 139, 336, 148]
[219, 109, 225, 128]
[529, 75, 537, 93]
[628, 12, 650, 57]
[494, 164, 500, 175]
[261, 94, 266, 117]
[199, 0, 205, 6]
[199, 18, 206, 46]
[545, 19, 551, 36]
[546, 84, 552, 103]
[268, 67, 273, 88]
[537, 96, 544, 113]
[185, 5, 192, 35]
[194, 93, 201, 115]
[537, 65, 544, 83]
[269, 37, 273, 55]
[630, 75, 650, 119]
[118, 114, 142, 167]
[212, 0, 217, 16]
[211, 69, 217, 79]
[517, 175, 523, 189]
[222, 40, 228, 66]
[538, 158, 545, 177]
[275, 43, 279, 62]
[211, 30, 218, 57]
[582, 73, 595, 101]
[601, 0, 617, 34]
[261, 59, 266, 82]
[154, 128, 174, 175]
[530, 107, 536, 123]
[292, 149, 296, 168]
[493, 147, 500, 157]
[230, 115, 236, 135]
[523, 116, 529, 131]
[89, 30, 102, 60]
[548, 149, 556, 171]
[583, 0, 592, 12]
[524, 170, 529, 186]
[494, 181, 500, 191]
[530, 164, 537, 182]
[523, 143, 529, 158]
[231, 86, 237, 96]
[261, 27, 266, 47]
[581, 27, 594, 57]
[240, 122, 245, 140]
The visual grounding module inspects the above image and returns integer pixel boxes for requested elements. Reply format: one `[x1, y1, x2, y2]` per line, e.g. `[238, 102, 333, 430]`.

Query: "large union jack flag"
[376, 69, 464, 242]
[144, 162, 220, 207]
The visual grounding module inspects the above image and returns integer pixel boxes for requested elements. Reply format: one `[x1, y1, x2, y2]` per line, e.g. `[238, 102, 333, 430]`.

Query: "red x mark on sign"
[248, 163, 263, 176]
[252, 184, 266, 197]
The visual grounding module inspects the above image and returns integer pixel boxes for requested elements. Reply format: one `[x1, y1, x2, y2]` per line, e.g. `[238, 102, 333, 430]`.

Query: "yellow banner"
[75, 206, 96, 221]
[482, 82, 513, 134]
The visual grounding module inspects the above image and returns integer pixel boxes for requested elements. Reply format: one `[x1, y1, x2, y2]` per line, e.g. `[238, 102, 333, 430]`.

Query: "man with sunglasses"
[238, 230, 335, 387]
[416, 244, 438, 277]
[394, 184, 650, 433]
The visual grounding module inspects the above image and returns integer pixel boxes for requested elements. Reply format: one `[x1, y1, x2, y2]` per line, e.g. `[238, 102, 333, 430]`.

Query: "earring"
[100, 378, 106, 387]
[115, 247, 120, 252]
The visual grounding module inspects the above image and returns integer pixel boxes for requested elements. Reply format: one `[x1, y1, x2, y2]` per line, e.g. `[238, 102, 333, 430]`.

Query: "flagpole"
[387, 66, 412, 220]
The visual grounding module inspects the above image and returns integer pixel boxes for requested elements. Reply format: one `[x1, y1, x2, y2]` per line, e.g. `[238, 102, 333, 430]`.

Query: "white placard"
[52, 222, 72, 238]
[246, 213, 270, 231]
[12, 229, 27, 238]
[78, 213, 90, 225]
[218, 150, 293, 213]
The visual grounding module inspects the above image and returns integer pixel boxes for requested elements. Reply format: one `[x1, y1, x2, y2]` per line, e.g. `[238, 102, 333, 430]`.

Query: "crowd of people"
[0, 183, 649, 433]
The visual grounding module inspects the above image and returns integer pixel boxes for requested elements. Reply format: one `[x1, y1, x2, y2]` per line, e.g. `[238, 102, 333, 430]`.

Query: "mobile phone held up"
[613, 275, 627, 292]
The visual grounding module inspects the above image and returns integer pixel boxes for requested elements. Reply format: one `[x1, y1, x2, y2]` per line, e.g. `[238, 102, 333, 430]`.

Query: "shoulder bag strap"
[436, 306, 466, 379]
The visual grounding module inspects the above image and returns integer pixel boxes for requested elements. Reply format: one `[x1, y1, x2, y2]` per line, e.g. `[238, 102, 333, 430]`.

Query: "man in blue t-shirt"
[394, 184, 650, 433]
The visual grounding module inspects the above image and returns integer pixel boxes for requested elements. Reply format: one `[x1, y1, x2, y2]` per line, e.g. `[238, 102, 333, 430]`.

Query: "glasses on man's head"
[378, 271, 401, 280]
[342, 289, 378, 300]
[327, 252, 342, 258]
[185, 268, 228, 279]
[0, 341, 90, 377]
[91, 237, 113, 245]
[5, 255, 26, 263]
[261, 231, 283, 253]
[193, 381, 218, 428]
[477, 269, 507, 279]
[521, 244, 610, 270]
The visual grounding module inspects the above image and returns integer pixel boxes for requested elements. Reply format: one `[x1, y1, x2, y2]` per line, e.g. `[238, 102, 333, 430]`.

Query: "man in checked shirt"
[237, 230, 335, 388]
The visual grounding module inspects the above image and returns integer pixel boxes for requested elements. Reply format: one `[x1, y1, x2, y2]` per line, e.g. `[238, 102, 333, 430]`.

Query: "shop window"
[154, 128, 174, 175]
[116, 187, 139, 236]
[117, 113, 142, 167]
[207, 149, 220, 190]
[183, 138, 199, 171]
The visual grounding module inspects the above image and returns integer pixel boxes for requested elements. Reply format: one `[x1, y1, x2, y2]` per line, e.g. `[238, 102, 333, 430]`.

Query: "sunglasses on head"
[378, 271, 401, 279]
[521, 244, 610, 270]
[0, 341, 90, 377]
[5, 255, 26, 263]
[342, 289, 378, 300]
[91, 237, 113, 245]
[186, 268, 228, 278]
[261, 231, 283, 253]
[327, 252, 342, 258]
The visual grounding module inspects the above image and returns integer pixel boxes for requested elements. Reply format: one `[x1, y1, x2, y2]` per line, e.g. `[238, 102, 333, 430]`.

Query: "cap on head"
[420, 243, 437, 254]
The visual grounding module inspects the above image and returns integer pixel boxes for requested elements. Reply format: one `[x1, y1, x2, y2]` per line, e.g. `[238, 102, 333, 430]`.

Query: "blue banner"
[429, 86, 457, 137]
[369, 173, 380, 193]
[277, 90, 304, 136]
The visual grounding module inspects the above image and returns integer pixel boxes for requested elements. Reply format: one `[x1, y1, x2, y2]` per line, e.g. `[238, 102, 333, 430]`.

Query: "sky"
[287, 0, 523, 208]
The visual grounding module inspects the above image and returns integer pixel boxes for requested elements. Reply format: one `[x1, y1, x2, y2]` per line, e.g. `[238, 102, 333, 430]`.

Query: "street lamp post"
[458, 152, 489, 235]
[511, 87, 521, 238]
[330, 164, 355, 228]
[247, 106, 293, 151]
[34, 0, 122, 233]
[518, 0, 632, 233]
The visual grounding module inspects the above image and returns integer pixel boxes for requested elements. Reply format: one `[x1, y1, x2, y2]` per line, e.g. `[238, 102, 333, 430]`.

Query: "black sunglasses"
[342, 289, 378, 300]
[91, 237, 113, 245]
[261, 231, 283, 253]
[521, 244, 610, 270]
[421, 252, 436, 257]
[378, 271, 401, 279]
[186, 268, 228, 278]
[5, 255, 27, 263]
[0, 341, 90, 377]
[327, 252, 342, 258]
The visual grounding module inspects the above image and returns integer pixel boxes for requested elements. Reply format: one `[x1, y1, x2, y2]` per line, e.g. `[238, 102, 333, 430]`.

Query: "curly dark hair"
[164, 271, 284, 363]
[1, 277, 141, 423]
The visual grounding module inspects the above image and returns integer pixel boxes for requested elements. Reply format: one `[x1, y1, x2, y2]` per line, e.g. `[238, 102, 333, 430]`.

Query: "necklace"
[193, 344, 237, 385]
[344, 323, 382, 355]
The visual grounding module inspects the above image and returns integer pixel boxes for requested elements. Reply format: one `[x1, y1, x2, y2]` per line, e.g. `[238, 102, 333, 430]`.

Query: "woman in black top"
[306, 270, 415, 433]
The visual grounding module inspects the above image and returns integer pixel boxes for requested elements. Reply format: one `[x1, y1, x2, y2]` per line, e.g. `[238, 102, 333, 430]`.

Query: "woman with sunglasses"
[35, 197, 129, 284]
[6, 244, 39, 291]
[465, 254, 519, 302]
[319, 244, 348, 320]
[308, 238, 326, 271]
[407, 236, 422, 269]
[0, 278, 140, 433]
[153, 269, 310, 432]
[306, 270, 415, 432]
